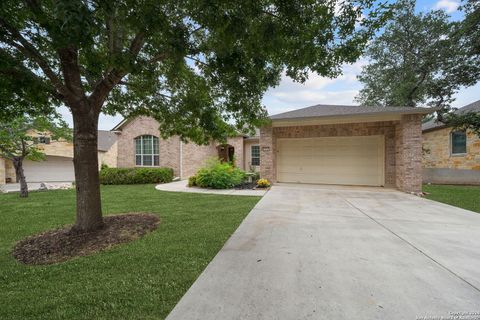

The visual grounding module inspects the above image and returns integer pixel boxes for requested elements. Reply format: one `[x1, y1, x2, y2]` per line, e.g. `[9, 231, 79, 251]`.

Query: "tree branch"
[186, 55, 207, 66]
[57, 46, 86, 100]
[0, 17, 68, 96]
[88, 30, 146, 110]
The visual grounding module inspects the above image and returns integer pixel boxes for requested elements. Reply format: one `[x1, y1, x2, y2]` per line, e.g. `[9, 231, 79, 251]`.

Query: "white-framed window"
[135, 135, 159, 166]
[251, 145, 260, 166]
[451, 131, 467, 155]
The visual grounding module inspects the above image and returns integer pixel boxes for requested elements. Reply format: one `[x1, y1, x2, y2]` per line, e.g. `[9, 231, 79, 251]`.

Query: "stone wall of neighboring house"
[26, 130, 74, 158]
[0, 157, 23, 184]
[243, 139, 260, 172]
[0, 158, 5, 184]
[423, 127, 480, 169]
[422, 127, 480, 184]
[98, 141, 118, 169]
[4, 159, 15, 183]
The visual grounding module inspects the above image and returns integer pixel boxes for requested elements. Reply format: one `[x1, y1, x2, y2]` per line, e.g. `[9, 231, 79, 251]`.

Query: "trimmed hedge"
[100, 167, 174, 185]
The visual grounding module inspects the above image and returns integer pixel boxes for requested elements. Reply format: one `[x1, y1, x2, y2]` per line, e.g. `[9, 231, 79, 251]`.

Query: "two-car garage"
[23, 156, 75, 182]
[276, 135, 386, 187]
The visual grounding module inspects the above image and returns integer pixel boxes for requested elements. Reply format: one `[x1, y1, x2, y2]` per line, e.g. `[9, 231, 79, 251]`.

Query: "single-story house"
[1, 104, 436, 193]
[422, 100, 480, 185]
[259, 104, 435, 193]
[110, 116, 259, 178]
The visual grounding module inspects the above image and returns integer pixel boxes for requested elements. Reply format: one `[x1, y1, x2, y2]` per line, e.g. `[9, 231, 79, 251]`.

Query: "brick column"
[260, 125, 275, 182]
[395, 114, 423, 193]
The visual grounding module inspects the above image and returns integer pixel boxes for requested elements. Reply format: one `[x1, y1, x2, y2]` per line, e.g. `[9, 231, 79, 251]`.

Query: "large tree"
[0, 115, 71, 197]
[0, 1, 390, 232]
[355, 0, 480, 111]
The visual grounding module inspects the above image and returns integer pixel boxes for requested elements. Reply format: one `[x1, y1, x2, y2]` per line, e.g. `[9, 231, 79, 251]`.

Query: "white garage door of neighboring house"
[277, 135, 385, 186]
[23, 156, 75, 182]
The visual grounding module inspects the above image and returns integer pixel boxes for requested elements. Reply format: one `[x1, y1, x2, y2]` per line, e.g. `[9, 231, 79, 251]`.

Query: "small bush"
[100, 167, 174, 185]
[188, 175, 197, 187]
[256, 178, 271, 188]
[195, 158, 246, 189]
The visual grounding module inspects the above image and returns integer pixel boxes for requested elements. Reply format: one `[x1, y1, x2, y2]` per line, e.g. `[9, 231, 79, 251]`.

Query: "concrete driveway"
[167, 184, 480, 320]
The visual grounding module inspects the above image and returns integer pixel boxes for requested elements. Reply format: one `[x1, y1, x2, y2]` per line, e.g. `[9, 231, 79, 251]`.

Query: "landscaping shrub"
[195, 158, 246, 189]
[100, 167, 174, 185]
[188, 175, 197, 187]
[256, 178, 271, 188]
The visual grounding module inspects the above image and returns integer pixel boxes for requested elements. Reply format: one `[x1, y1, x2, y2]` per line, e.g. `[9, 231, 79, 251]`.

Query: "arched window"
[135, 135, 159, 166]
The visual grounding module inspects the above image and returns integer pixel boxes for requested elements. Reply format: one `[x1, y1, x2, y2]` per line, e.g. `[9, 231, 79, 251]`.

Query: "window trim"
[450, 130, 467, 156]
[135, 135, 160, 167]
[251, 145, 260, 166]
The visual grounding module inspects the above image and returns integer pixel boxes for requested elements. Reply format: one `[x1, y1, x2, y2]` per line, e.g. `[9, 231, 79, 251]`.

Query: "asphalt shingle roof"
[422, 100, 480, 132]
[270, 104, 436, 120]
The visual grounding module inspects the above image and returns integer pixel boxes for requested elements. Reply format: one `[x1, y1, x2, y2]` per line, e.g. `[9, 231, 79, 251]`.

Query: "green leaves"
[0, 114, 72, 161]
[356, 0, 480, 110]
[1, 0, 391, 143]
[444, 112, 480, 136]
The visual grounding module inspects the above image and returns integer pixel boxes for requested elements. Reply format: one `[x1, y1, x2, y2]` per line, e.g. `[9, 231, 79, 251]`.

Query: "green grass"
[0, 185, 260, 320]
[423, 184, 480, 213]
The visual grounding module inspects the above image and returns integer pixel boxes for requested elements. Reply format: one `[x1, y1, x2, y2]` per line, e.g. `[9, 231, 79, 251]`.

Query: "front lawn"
[423, 184, 480, 213]
[0, 185, 260, 320]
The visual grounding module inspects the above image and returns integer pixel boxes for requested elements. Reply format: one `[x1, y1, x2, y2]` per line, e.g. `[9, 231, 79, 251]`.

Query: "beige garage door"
[23, 156, 75, 182]
[277, 135, 385, 186]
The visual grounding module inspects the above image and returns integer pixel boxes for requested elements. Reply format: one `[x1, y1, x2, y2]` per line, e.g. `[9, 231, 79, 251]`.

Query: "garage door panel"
[277, 136, 384, 186]
[23, 156, 75, 182]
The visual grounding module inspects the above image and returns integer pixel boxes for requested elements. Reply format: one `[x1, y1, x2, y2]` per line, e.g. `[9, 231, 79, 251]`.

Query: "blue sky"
[62, 0, 479, 130]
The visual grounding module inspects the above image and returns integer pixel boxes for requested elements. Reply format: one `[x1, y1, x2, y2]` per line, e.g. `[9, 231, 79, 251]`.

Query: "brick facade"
[260, 125, 275, 182]
[116, 116, 181, 176]
[98, 141, 118, 169]
[243, 139, 260, 171]
[260, 116, 424, 193]
[395, 115, 423, 193]
[116, 116, 244, 178]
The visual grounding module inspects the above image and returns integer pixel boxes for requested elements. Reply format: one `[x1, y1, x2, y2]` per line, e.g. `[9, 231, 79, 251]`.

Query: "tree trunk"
[71, 106, 104, 232]
[12, 157, 28, 198]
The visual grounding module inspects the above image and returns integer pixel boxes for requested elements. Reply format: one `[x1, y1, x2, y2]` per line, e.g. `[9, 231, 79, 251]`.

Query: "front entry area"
[276, 135, 385, 186]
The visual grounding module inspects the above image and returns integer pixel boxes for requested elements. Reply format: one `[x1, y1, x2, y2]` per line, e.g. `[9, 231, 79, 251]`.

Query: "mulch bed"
[13, 213, 159, 265]
[234, 182, 258, 190]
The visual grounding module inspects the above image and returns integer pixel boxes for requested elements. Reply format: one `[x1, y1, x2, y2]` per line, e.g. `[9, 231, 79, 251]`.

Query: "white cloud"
[57, 105, 124, 130]
[263, 60, 366, 116]
[434, 0, 460, 13]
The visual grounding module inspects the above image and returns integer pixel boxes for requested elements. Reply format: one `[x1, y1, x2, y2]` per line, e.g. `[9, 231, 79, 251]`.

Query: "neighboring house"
[0, 130, 117, 185]
[422, 100, 480, 185]
[1, 104, 435, 194]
